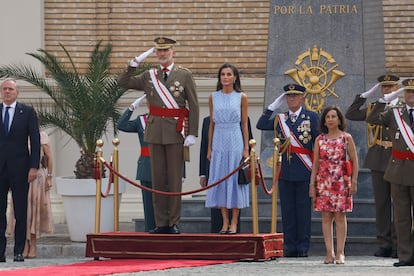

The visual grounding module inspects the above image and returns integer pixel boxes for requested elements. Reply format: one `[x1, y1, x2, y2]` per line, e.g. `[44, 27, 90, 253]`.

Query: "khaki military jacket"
[345, 95, 392, 172]
[118, 65, 199, 144]
[366, 102, 414, 186]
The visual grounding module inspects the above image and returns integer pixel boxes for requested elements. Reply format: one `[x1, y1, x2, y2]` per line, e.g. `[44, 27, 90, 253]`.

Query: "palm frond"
[0, 41, 140, 178]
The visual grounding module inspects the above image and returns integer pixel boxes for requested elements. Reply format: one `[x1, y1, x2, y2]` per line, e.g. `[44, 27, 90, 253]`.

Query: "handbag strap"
[343, 133, 350, 161]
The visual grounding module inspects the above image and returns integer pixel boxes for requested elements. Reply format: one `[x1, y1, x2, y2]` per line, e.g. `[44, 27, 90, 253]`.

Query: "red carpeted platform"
[86, 232, 283, 260]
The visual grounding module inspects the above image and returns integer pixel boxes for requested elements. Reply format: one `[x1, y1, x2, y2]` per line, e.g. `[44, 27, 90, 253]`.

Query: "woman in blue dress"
[205, 63, 250, 234]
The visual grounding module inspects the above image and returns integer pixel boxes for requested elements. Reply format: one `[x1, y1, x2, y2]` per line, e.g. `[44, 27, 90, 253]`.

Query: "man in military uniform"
[118, 37, 199, 234]
[345, 75, 400, 258]
[256, 84, 319, 257]
[117, 95, 155, 232]
[366, 79, 414, 267]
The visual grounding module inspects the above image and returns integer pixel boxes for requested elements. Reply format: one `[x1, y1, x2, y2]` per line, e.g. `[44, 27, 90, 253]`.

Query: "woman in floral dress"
[309, 106, 358, 265]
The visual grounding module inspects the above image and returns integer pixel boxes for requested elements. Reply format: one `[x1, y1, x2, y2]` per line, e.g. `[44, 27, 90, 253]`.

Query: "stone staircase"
[134, 169, 378, 255]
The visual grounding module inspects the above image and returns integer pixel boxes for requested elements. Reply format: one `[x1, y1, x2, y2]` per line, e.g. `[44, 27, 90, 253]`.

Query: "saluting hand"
[130, 47, 154, 67]
[360, 83, 380, 99]
[129, 94, 146, 111]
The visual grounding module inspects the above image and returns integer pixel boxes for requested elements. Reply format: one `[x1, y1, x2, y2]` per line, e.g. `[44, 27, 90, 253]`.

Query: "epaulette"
[389, 101, 405, 109]
[177, 66, 192, 73]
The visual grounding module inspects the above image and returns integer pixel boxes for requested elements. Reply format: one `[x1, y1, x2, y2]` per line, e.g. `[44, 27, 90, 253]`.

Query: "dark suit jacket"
[199, 116, 254, 179]
[0, 102, 40, 180]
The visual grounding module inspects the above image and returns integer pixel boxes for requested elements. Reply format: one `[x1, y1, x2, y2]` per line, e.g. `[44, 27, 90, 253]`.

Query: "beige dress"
[7, 131, 54, 238]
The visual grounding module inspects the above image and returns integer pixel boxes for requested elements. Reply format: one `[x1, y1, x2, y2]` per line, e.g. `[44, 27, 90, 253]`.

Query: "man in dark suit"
[0, 78, 40, 262]
[256, 84, 319, 257]
[199, 116, 253, 233]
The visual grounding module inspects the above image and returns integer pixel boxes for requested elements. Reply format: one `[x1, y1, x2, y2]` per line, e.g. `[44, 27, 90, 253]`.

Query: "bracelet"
[47, 173, 53, 177]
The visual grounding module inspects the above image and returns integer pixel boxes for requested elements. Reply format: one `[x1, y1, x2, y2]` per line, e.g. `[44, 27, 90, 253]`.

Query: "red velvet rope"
[102, 160, 245, 196]
[97, 158, 276, 198]
[94, 158, 114, 198]
[256, 160, 277, 195]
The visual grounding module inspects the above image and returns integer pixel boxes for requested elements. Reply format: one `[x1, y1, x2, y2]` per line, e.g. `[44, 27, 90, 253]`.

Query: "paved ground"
[0, 256, 411, 276]
[0, 223, 411, 275]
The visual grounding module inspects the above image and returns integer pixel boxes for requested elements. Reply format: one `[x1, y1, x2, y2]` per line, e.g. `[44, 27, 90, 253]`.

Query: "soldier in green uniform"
[118, 37, 199, 234]
[117, 95, 155, 232]
[345, 75, 400, 258]
[366, 79, 414, 267]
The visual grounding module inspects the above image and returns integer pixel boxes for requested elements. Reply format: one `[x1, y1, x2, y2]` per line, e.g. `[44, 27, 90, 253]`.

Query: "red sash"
[140, 146, 150, 157]
[289, 145, 313, 156]
[392, 149, 414, 161]
[149, 106, 189, 132]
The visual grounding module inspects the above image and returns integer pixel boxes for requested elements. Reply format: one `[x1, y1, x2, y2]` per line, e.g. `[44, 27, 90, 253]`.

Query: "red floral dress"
[314, 132, 353, 212]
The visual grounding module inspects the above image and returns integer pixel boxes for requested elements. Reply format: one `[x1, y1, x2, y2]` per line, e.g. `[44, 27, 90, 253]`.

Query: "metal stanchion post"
[112, 138, 120, 232]
[271, 138, 280, 233]
[95, 139, 104, 234]
[249, 139, 259, 235]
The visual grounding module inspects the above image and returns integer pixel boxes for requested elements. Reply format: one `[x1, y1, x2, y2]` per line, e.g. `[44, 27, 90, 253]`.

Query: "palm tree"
[0, 41, 148, 178]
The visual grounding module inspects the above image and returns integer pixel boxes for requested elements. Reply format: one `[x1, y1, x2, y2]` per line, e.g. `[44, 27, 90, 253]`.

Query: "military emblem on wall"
[285, 45, 345, 113]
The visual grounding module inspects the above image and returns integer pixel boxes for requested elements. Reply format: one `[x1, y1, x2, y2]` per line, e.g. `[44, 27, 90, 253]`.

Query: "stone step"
[181, 198, 376, 218]
[134, 216, 376, 236]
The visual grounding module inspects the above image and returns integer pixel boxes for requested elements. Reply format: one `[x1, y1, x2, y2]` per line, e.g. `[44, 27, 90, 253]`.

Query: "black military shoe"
[13, 254, 24, 262]
[168, 224, 180, 234]
[393, 259, 414, 267]
[149, 226, 170, 234]
[297, 251, 308, 257]
[374, 247, 392, 257]
[283, 251, 298, 257]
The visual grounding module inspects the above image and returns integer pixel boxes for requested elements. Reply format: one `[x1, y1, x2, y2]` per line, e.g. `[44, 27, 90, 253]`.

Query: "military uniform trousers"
[390, 182, 414, 263]
[149, 143, 184, 227]
[279, 179, 312, 254]
[140, 180, 155, 232]
[371, 170, 397, 250]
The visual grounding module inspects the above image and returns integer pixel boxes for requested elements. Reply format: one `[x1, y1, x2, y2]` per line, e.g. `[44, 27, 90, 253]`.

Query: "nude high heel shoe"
[335, 254, 345, 264]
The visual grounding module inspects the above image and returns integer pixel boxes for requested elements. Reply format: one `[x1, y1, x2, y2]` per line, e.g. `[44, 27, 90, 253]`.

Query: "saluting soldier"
[118, 37, 199, 234]
[256, 84, 319, 257]
[117, 95, 155, 232]
[345, 75, 400, 258]
[366, 79, 414, 267]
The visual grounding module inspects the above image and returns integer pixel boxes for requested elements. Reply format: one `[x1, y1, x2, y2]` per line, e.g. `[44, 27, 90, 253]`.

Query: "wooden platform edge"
[86, 232, 284, 260]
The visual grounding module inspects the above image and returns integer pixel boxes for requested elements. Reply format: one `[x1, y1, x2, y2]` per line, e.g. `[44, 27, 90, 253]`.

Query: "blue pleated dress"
[205, 90, 250, 209]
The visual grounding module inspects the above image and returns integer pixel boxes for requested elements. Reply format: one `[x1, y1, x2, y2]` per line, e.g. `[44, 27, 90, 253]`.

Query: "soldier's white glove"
[268, 94, 286, 111]
[129, 47, 154, 67]
[129, 95, 146, 111]
[184, 135, 196, 147]
[360, 83, 380, 99]
[383, 87, 404, 103]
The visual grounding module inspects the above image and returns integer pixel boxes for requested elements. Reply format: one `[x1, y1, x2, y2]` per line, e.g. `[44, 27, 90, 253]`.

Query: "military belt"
[375, 140, 392, 149]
